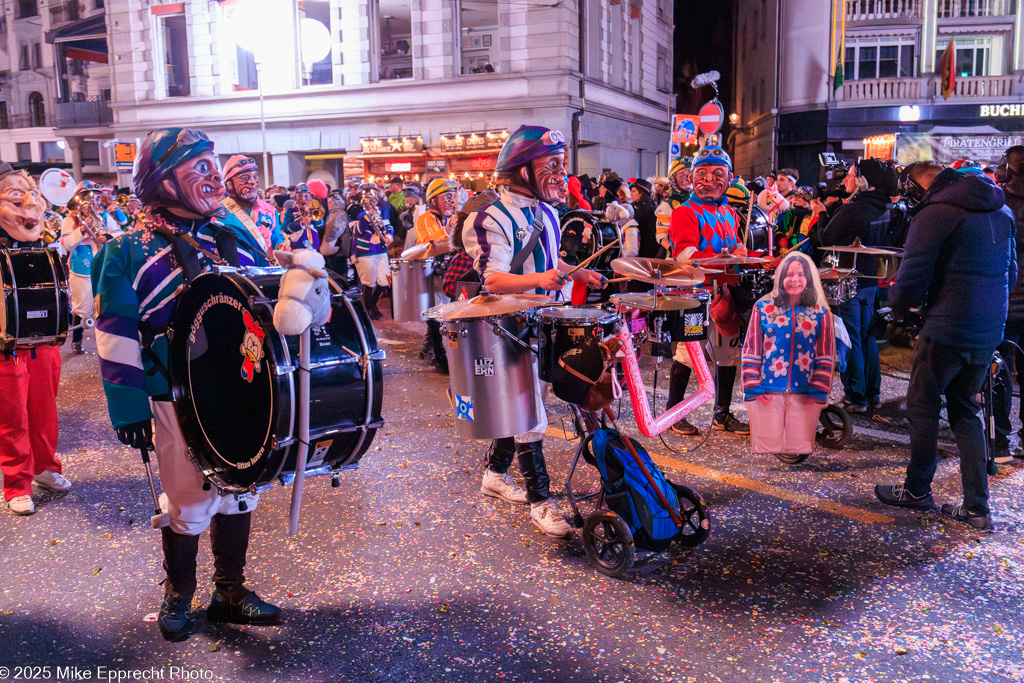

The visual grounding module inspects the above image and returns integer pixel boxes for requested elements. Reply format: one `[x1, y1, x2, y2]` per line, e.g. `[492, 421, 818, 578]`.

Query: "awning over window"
[45, 14, 108, 64]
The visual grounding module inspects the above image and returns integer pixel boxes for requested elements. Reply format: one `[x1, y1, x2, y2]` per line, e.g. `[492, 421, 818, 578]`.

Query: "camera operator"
[817, 158, 897, 414]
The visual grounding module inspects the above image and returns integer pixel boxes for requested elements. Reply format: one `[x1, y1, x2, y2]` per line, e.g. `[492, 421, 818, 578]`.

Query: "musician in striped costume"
[462, 125, 604, 539]
[92, 128, 280, 643]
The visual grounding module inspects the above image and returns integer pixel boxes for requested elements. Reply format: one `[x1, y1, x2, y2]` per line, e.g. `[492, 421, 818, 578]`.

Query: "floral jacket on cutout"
[741, 299, 836, 401]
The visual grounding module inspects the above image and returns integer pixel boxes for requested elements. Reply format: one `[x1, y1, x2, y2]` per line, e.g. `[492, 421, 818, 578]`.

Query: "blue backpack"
[587, 429, 680, 551]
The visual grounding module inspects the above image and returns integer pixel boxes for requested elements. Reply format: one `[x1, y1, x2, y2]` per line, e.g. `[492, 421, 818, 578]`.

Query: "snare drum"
[647, 291, 710, 357]
[537, 306, 619, 382]
[168, 268, 385, 493]
[390, 257, 435, 322]
[0, 248, 71, 352]
[823, 278, 858, 306]
[442, 312, 540, 440]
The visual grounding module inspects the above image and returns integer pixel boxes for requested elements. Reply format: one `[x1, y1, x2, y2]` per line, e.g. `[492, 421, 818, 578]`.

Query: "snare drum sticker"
[455, 394, 475, 421]
[684, 312, 705, 336]
[239, 310, 266, 383]
[474, 357, 495, 377]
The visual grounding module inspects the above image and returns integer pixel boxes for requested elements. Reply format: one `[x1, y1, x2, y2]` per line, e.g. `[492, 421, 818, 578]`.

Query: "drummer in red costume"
[665, 145, 750, 436]
[0, 163, 69, 516]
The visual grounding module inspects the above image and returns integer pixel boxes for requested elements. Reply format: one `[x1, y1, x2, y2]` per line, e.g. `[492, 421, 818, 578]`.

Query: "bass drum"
[169, 268, 385, 493]
[559, 209, 621, 273]
[0, 248, 71, 352]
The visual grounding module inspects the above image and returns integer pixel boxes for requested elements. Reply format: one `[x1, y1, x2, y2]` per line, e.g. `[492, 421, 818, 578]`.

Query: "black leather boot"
[362, 285, 382, 320]
[206, 513, 281, 626]
[485, 437, 516, 474]
[427, 320, 448, 374]
[159, 528, 200, 642]
[516, 440, 551, 504]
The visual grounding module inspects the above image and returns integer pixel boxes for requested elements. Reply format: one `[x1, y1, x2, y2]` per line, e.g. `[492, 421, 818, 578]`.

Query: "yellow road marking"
[544, 427, 894, 525]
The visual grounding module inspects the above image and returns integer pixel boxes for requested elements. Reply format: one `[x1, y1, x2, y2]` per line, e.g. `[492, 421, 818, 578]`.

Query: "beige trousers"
[745, 393, 825, 455]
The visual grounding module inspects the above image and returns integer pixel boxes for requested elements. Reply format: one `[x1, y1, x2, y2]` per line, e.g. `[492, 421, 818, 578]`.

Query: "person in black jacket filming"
[874, 162, 1017, 532]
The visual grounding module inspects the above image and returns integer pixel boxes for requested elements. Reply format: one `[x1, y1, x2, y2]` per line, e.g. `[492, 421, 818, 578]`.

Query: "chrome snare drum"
[390, 257, 436, 322]
[537, 306, 619, 382]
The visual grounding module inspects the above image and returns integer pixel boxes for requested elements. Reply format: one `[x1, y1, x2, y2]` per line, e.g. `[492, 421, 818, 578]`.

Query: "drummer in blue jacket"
[92, 128, 281, 642]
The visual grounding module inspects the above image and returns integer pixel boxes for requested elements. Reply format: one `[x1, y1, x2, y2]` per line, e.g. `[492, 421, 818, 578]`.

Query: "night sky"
[674, 1, 735, 123]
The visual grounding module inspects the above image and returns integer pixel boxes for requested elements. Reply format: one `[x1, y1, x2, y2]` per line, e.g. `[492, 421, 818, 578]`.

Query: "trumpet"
[310, 206, 324, 221]
[116, 193, 131, 207]
[41, 210, 62, 244]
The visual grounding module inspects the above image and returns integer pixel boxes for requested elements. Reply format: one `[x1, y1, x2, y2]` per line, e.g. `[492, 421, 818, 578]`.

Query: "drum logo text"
[240, 310, 266, 382]
[474, 357, 494, 376]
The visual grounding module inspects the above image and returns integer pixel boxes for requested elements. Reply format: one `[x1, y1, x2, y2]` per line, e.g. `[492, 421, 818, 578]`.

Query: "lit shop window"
[158, 14, 190, 97]
[374, 0, 412, 81]
[844, 39, 916, 81]
[934, 38, 993, 78]
[459, 0, 498, 75]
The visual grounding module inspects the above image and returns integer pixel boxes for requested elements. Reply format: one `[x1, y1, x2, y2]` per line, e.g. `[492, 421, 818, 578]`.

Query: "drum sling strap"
[138, 224, 232, 389]
[458, 214, 544, 298]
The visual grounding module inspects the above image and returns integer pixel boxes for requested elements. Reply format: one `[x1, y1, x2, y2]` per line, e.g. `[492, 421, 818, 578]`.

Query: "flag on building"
[831, 0, 846, 94]
[939, 39, 956, 100]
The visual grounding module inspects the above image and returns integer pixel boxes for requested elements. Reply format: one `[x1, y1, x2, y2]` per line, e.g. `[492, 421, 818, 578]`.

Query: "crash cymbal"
[690, 252, 771, 266]
[401, 239, 451, 260]
[821, 238, 898, 256]
[610, 293, 700, 311]
[610, 257, 705, 287]
[818, 267, 883, 281]
[423, 293, 551, 321]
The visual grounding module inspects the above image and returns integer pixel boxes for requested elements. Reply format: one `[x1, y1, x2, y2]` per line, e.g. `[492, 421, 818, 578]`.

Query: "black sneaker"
[670, 418, 699, 436]
[158, 593, 193, 642]
[712, 411, 750, 434]
[940, 503, 994, 532]
[874, 484, 933, 510]
[839, 399, 867, 414]
[206, 590, 282, 626]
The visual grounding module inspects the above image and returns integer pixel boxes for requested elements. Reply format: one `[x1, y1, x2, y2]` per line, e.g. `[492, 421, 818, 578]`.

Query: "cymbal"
[821, 238, 898, 256]
[610, 257, 705, 286]
[423, 293, 551, 321]
[401, 239, 451, 259]
[690, 252, 771, 266]
[610, 293, 700, 311]
[818, 267, 883, 281]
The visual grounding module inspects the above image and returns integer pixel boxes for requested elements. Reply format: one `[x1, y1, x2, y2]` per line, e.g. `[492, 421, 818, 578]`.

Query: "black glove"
[116, 420, 153, 450]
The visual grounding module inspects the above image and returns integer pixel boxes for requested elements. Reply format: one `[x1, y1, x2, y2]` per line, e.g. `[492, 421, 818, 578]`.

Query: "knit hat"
[425, 178, 457, 202]
[857, 158, 898, 195]
[668, 157, 693, 177]
[725, 179, 750, 206]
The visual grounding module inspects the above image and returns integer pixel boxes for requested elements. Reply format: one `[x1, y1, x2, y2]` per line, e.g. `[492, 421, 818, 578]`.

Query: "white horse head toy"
[273, 249, 332, 335]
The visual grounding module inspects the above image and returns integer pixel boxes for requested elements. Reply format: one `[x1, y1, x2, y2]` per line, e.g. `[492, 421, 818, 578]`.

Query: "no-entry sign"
[698, 100, 724, 136]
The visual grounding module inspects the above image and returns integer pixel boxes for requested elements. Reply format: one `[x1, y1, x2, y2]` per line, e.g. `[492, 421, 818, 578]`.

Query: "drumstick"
[564, 239, 620, 278]
[780, 238, 809, 257]
[605, 276, 632, 283]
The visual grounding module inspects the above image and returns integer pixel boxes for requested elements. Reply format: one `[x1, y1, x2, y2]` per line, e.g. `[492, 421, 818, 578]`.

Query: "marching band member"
[60, 189, 118, 354]
[656, 157, 693, 254]
[92, 128, 280, 642]
[217, 155, 283, 266]
[416, 178, 458, 372]
[0, 163, 68, 516]
[462, 125, 604, 538]
[353, 184, 394, 320]
[665, 145, 750, 436]
[283, 183, 324, 249]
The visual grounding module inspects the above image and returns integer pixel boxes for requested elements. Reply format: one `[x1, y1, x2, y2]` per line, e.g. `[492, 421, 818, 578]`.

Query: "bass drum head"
[169, 272, 286, 490]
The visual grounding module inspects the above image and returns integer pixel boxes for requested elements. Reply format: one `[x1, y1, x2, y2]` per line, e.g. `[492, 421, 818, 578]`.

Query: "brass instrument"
[67, 190, 110, 243]
[116, 193, 131, 207]
[310, 206, 325, 221]
[41, 210, 62, 244]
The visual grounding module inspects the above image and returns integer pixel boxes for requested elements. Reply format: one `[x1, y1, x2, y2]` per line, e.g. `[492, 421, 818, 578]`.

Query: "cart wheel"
[988, 460, 999, 477]
[671, 483, 711, 548]
[581, 511, 635, 577]
[816, 405, 852, 449]
[774, 452, 810, 466]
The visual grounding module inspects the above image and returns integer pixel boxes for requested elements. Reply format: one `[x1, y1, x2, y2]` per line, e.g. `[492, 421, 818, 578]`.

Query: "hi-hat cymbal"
[610, 293, 699, 311]
[690, 252, 771, 266]
[821, 238, 898, 256]
[423, 293, 551, 321]
[818, 267, 883, 281]
[610, 257, 705, 286]
[401, 239, 451, 260]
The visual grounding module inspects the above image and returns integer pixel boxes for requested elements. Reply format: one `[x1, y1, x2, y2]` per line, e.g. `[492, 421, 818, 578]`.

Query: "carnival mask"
[434, 190, 457, 218]
[0, 173, 44, 242]
[520, 152, 566, 204]
[167, 151, 226, 217]
[228, 169, 260, 203]
[692, 166, 732, 203]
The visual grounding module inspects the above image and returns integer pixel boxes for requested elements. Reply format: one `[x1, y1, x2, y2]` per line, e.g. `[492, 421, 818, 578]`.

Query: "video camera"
[818, 152, 852, 200]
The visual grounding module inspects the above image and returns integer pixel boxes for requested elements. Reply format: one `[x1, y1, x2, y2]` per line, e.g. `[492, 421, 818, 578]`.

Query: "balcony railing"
[846, 0, 922, 21]
[54, 98, 112, 128]
[842, 74, 1018, 102]
[936, 0, 1017, 17]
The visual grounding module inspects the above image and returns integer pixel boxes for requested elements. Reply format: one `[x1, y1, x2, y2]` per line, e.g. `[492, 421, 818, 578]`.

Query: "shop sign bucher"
[360, 136, 424, 156]
[439, 130, 509, 154]
[114, 142, 136, 168]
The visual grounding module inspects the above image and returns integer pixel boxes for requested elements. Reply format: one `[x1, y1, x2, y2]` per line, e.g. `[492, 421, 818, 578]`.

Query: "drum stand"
[288, 327, 312, 536]
[139, 445, 170, 529]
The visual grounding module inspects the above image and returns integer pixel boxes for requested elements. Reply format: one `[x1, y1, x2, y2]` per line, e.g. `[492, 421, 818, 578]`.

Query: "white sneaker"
[33, 470, 71, 492]
[531, 500, 573, 538]
[8, 495, 35, 515]
[481, 469, 528, 505]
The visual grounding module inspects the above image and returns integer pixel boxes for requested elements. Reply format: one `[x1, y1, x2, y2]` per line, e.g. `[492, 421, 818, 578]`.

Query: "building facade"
[47, 0, 675, 189]
[732, 0, 1024, 183]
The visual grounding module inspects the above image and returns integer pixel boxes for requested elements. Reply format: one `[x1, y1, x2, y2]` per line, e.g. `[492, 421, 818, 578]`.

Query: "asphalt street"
[1, 310, 1023, 683]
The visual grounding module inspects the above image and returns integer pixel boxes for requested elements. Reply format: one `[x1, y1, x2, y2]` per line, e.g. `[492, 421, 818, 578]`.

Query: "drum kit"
[818, 238, 900, 307]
